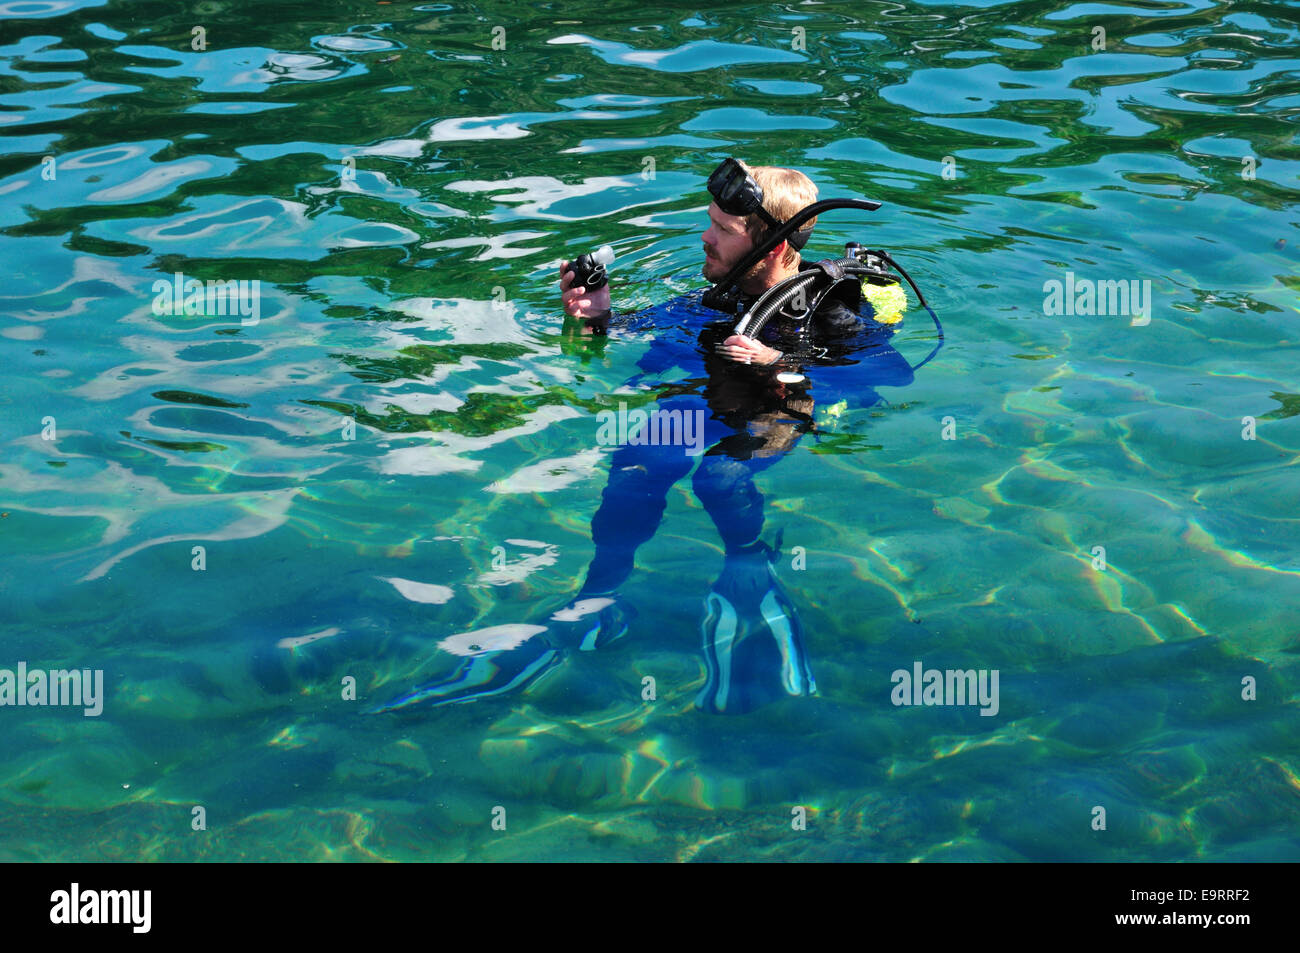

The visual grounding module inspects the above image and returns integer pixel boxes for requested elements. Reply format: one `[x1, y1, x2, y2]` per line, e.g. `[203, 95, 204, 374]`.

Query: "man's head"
[701, 161, 819, 290]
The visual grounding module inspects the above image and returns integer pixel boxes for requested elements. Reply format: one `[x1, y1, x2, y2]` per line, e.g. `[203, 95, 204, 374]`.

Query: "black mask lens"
[707, 157, 760, 217]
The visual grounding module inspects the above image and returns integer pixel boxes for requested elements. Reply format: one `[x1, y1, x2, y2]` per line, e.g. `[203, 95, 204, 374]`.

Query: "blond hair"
[738, 162, 819, 266]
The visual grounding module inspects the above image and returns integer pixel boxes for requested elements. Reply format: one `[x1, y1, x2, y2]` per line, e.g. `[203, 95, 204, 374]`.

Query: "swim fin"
[368, 595, 636, 713]
[544, 593, 636, 652]
[696, 538, 816, 715]
[368, 634, 560, 713]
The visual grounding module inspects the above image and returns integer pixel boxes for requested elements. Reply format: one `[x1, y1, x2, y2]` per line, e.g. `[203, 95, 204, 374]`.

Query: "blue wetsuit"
[371, 277, 916, 713]
[578, 279, 914, 596]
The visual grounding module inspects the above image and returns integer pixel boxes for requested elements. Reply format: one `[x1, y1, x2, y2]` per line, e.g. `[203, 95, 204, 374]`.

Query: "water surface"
[1, 0, 1298, 861]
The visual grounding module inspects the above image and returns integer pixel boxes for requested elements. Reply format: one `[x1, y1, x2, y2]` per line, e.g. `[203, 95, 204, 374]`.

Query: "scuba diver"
[374, 158, 940, 715]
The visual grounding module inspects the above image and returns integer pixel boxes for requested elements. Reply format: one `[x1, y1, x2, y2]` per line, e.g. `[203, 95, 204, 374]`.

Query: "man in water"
[377, 161, 914, 715]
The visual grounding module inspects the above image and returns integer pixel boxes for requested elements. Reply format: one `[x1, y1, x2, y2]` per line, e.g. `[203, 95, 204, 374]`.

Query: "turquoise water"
[2, 0, 1298, 861]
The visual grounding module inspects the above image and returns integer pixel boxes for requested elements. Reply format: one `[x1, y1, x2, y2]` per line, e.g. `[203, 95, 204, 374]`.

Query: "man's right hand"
[559, 260, 612, 319]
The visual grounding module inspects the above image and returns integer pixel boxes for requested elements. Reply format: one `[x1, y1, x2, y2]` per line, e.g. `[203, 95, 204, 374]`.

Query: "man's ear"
[763, 239, 788, 264]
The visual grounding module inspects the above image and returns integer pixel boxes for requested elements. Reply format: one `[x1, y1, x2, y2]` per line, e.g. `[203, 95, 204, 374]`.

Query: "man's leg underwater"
[371, 401, 699, 712]
[578, 434, 696, 595]
[691, 408, 817, 715]
[554, 403, 699, 649]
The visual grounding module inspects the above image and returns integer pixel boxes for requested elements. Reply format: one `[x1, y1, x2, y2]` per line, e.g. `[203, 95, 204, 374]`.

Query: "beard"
[702, 254, 726, 281]
[702, 249, 764, 284]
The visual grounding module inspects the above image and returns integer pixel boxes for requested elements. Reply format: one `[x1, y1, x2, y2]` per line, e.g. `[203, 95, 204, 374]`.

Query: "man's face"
[701, 201, 756, 282]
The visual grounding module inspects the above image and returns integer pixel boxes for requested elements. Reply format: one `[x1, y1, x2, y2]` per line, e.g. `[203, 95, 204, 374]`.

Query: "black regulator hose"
[873, 249, 931, 312]
[735, 258, 861, 339]
[873, 249, 944, 371]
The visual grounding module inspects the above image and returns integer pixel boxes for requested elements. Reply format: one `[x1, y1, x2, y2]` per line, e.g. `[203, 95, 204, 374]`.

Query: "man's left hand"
[719, 335, 780, 365]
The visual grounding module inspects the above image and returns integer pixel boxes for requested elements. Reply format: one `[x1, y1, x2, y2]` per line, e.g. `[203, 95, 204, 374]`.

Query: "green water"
[1, 0, 1298, 861]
